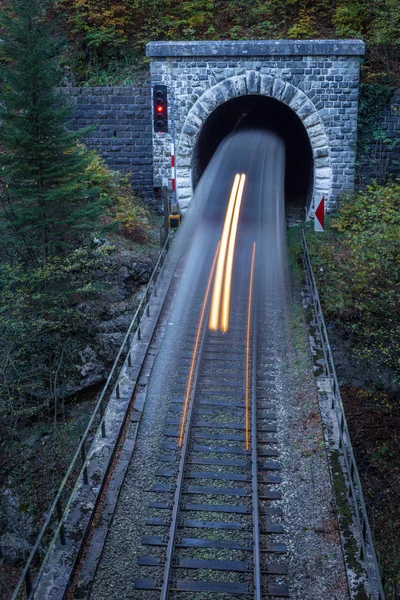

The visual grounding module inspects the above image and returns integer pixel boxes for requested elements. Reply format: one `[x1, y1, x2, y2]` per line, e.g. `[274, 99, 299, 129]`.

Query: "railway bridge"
[11, 40, 387, 600]
[148, 40, 364, 214]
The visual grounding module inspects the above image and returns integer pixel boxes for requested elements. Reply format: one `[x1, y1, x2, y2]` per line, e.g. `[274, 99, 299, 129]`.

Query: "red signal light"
[153, 84, 168, 133]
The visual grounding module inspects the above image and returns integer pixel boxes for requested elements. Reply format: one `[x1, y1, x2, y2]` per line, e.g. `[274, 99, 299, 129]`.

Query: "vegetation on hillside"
[306, 191, 400, 598]
[306, 181, 400, 382]
[0, 0, 152, 432]
[33, 0, 398, 85]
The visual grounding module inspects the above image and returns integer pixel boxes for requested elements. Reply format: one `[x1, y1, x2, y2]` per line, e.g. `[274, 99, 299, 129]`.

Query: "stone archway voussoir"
[312, 134, 329, 149]
[259, 75, 274, 97]
[192, 101, 209, 122]
[289, 91, 308, 112]
[272, 78, 286, 101]
[214, 86, 226, 106]
[303, 112, 321, 128]
[186, 112, 203, 130]
[315, 167, 331, 180]
[219, 79, 236, 101]
[178, 154, 192, 168]
[280, 82, 297, 105]
[246, 70, 261, 94]
[233, 75, 247, 98]
[314, 146, 330, 159]
[307, 118, 324, 133]
[297, 102, 315, 120]
[179, 133, 192, 152]
[200, 91, 220, 114]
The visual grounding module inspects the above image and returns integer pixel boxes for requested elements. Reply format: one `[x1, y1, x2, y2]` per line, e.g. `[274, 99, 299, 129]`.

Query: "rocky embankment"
[69, 245, 157, 395]
[0, 241, 159, 596]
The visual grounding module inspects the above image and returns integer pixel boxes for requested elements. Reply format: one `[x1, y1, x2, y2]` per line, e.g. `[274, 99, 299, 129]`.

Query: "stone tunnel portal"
[148, 40, 366, 213]
[192, 95, 313, 216]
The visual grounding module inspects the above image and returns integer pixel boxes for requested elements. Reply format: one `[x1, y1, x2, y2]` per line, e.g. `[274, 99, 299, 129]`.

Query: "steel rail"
[12, 234, 172, 600]
[249, 245, 262, 600]
[159, 243, 218, 600]
[302, 229, 385, 600]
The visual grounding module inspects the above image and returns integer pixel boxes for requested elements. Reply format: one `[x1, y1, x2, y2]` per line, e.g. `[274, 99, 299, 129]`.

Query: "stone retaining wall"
[66, 84, 154, 199]
[358, 89, 400, 184]
[63, 49, 400, 209]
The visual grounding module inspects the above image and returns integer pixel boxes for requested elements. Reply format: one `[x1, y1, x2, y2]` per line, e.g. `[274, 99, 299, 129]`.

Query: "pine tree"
[0, 0, 106, 265]
[0, 0, 111, 423]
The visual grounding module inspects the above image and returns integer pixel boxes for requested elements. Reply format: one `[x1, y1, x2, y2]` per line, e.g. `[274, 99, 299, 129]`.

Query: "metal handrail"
[302, 229, 385, 600]
[12, 233, 172, 600]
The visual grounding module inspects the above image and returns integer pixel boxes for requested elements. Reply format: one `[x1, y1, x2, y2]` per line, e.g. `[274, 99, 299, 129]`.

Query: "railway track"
[134, 238, 289, 598]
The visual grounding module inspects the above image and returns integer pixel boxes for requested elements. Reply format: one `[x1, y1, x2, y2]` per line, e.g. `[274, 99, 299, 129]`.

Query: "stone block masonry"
[64, 85, 155, 201]
[147, 40, 365, 212]
[358, 89, 400, 184]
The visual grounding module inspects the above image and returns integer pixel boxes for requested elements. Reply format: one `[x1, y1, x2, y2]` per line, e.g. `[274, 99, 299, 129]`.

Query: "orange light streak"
[209, 174, 241, 331]
[220, 174, 246, 332]
[178, 242, 221, 447]
[246, 243, 256, 451]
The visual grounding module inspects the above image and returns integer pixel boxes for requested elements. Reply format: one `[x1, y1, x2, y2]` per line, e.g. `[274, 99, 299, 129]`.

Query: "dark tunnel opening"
[192, 95, 313, 216]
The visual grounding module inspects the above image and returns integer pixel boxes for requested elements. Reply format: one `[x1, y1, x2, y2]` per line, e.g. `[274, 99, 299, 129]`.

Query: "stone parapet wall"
[147, 40, 365, 212]
[64, 85, 154, 199]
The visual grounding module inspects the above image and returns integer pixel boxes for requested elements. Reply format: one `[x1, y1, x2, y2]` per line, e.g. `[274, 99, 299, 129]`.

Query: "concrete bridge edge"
[175, 71, 332, 213]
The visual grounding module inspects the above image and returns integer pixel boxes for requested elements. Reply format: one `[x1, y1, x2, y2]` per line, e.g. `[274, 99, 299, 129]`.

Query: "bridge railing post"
[127, 334, 132, 367]
[81, 437, 88, 485]
[100, 398, 106, 438]
[24, 567, 32, 597]
[56, 499, 66, 546]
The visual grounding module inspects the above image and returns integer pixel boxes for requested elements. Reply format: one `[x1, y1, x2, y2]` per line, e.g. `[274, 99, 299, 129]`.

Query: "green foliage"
[0, 244, 112, 424]
[0, 143, 151, 427]
[357, 84, 394, 154]
[333, 1, 371, 37]
[61, 0, 131, 76]
[0, 0, 118, 427]
[369, 0, 400, 80]
[0, 0, 108, 265]
[1, 0, 383, 85]
[371, 0, 400, 46]
[111, 194, 151, 242]
[356, 83, 396, 181]
[31, 0, 399, 84]
[84, 150, 151, 241]
[288, 8, 318, 39]
[306, 181, 400, 378]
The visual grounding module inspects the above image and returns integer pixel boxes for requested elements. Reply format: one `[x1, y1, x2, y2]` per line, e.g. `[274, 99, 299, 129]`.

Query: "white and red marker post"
[170, 142, 178, 212]
[314, 196, 325, 232]
[171, 143, 176, 194]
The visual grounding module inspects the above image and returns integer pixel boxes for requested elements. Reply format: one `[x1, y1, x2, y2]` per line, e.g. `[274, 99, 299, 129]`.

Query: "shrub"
[84, 150, 151, 242]
[307, 181, 400, 378]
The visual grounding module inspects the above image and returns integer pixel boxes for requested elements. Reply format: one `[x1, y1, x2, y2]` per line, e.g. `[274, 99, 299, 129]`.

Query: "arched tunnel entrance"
[192, 95, 313, 218]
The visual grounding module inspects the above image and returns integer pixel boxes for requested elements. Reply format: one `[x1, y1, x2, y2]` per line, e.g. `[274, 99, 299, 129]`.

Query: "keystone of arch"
[176, 72, 332, 211]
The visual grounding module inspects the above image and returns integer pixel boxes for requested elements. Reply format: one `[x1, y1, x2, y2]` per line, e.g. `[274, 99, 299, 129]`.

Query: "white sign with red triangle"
[314, 196, 325, 232]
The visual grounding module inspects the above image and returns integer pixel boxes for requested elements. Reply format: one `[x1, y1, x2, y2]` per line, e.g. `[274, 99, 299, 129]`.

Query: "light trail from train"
[178, 241, 220, 447]
[209, 173, 246, 332]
